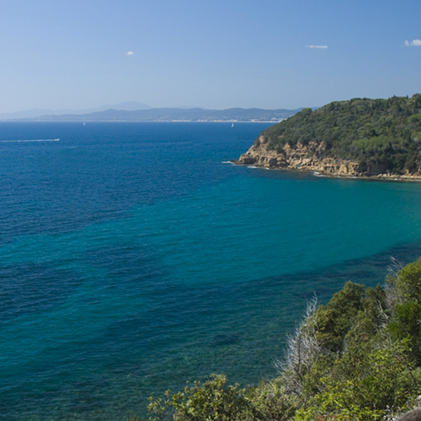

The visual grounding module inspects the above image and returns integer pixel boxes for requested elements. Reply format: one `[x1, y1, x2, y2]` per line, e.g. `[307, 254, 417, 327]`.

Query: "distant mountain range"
[21, 107, 302, 122]
[0, 102, 151, 120]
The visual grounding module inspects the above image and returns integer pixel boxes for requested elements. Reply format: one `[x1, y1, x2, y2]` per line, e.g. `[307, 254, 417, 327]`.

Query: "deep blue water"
[1, 122, 421, 420]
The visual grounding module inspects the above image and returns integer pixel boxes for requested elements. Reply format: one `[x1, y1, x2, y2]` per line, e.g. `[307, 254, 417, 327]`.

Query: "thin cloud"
[127, 51, 135, 56]
[306, 45, 328, 49]
[405, 39, 421, 47]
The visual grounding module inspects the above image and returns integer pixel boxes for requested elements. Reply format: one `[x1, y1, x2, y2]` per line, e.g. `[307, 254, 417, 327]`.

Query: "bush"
[145, 258, 421, 420]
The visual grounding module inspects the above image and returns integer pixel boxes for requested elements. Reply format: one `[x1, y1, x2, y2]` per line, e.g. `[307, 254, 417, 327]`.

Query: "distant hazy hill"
[236, 94, 421, 178]
[30, 107, 302, 122]
[0, 102, 150, 120]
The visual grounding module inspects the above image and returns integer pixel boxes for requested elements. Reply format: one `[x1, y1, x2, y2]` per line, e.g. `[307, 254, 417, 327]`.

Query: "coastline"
[0, 119, 279, 123]
[233, 137, 421, 182]
[233, 160, 421, 182]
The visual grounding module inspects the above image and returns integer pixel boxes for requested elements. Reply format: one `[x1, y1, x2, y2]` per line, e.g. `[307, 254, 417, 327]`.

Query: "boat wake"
[0, 138, 60, 143]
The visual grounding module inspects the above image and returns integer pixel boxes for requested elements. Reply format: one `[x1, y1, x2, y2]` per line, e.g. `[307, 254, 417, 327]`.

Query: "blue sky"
[1, 0, 420, 112]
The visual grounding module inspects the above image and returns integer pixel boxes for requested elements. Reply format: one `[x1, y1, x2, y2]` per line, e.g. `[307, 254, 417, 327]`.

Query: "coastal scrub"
[145, 257, 421, 420]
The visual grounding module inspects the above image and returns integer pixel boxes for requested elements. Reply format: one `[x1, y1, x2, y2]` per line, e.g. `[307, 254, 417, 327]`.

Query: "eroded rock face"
[234, 136, 421, 180]
[235, 136, 361, 177]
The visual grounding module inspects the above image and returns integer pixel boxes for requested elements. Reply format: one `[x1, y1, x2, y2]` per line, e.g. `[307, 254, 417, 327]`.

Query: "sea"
[1, 122, 421, 420]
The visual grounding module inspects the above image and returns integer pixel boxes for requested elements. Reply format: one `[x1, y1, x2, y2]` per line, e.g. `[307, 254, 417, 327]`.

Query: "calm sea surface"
[1, 122, 421, 420]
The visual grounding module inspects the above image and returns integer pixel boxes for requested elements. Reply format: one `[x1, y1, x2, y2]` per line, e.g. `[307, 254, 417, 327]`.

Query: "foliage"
[260, 94, 421, 174]
[387, 257, 421, 364]
[147, 374, 298, 421]
[295, 340, 420, 421]
[145, 258, 421, 420]
[147, 374, 255, 420]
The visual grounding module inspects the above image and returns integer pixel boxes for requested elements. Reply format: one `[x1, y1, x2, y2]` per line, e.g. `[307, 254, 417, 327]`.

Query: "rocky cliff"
[234, 135, 421, 180]
[234, 95, 421, 180]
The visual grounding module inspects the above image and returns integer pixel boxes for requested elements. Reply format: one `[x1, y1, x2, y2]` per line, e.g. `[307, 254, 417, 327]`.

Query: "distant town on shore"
[0, 103, 303, 123]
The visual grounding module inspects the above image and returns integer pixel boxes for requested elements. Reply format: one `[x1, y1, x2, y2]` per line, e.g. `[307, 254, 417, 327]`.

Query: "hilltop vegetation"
[258, 94, 421, 175]
[144, 258, 421, 420]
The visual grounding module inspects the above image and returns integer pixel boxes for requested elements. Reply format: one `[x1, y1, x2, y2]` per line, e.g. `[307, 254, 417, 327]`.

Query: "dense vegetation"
[258, 94, 421, 175]
[144, 258, 421, 420]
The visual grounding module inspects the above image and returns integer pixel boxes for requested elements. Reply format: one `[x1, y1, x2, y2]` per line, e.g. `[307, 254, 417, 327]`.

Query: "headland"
[234, 94, 421, 181]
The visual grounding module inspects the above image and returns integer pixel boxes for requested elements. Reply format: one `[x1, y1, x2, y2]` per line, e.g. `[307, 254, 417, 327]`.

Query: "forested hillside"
[258, 94, 421, 175]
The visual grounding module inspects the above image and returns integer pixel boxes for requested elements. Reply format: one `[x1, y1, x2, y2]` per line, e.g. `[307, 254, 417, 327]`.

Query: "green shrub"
[146, 257, 421, 420]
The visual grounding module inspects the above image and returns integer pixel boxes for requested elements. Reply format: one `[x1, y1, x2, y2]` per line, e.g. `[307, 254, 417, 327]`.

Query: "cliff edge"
[235, 95, 421, 180]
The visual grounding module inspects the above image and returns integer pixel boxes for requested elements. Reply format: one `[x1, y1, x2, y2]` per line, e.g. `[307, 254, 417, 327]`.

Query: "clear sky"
[1, 0, 420, 112]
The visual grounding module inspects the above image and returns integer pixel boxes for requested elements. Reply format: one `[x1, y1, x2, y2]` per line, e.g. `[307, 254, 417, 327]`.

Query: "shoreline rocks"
[234, 136, 421, 182]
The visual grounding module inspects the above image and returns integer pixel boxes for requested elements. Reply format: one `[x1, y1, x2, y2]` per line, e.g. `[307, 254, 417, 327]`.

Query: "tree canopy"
[258, 94, 421, 175]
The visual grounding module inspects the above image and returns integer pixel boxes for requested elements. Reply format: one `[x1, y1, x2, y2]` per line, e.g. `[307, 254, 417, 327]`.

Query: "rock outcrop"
[396, 408, 421, 421]
[234, 135, 421, 180]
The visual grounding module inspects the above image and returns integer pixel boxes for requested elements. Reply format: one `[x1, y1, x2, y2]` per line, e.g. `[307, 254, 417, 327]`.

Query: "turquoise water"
[1, 122, 421, 419]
